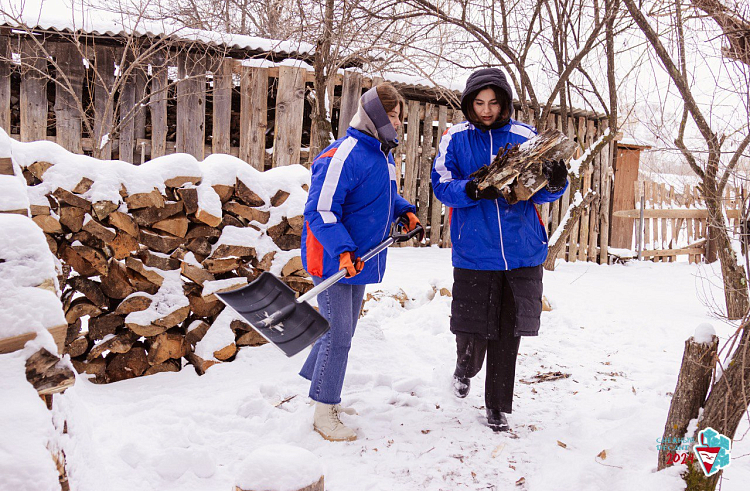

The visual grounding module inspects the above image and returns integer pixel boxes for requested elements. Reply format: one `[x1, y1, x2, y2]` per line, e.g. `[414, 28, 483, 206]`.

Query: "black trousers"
[453, 272, 521, 413]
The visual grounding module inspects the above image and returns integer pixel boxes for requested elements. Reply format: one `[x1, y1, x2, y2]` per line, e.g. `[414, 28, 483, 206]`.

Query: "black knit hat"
[460, 68, 514, 128]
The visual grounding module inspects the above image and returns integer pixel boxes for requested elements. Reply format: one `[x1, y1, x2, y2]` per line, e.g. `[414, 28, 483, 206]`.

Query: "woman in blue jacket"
[300, 83, 420, 442]
[431, 68, 568, 432]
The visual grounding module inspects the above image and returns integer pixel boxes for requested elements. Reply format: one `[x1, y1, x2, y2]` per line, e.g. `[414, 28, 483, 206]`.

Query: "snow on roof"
[0, 0, 314, 59]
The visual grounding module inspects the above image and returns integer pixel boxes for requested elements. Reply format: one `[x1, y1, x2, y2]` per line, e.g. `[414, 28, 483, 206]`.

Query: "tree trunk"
[684, 320, 750, 490]
[658, 334, 718, 470]
[705, 190, 749, 320]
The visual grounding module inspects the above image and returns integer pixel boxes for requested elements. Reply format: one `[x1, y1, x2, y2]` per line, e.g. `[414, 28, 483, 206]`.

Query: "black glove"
[542, 159, 568, 192]
[465, 180, 502, 201]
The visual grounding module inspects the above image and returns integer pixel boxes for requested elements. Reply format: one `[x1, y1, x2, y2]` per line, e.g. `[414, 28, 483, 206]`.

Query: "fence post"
[637, 181, 645, 260]
[598, 120, 613, 264]
[0, 34, 10, 132]
[53, 42, 84, 153]
[273, 65, 306, 168]
[93, 45, 116, 159]
[119, 52, 136, 164]
[212, 58, 233, 156]
[177, 51, 207, 160]
[240, 66, 268, 171]
[430, 105, 448, 246]
[150, 50, 168, 159]
[337, 71, 362, 138]
[403, 100, 420, 204]
[417, 103, 434, 243]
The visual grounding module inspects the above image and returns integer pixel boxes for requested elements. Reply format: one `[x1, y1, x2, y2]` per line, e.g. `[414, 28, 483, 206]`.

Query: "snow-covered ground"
[30, 248, 745, 491]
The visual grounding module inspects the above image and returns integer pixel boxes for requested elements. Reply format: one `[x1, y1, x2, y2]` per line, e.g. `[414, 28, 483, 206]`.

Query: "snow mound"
[693, 323, 716, 344]
[236, 444, 323, 491]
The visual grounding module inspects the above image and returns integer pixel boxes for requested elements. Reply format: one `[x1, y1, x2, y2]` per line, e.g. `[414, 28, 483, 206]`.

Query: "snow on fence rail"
[0, 26, 617, 262]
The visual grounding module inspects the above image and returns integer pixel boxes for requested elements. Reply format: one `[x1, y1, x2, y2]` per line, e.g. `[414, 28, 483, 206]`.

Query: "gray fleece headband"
[361, 87, 399, 148]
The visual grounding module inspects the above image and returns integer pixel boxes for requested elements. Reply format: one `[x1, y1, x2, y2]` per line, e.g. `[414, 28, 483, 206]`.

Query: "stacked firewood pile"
[22, 159, 312, 383]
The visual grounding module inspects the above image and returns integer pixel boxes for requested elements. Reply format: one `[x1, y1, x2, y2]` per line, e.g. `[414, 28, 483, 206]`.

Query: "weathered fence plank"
[53, 43, 84, 153]
[93, 45, 116, 159]
[597, 121, 612, 264]
[0, 35, 10, 132]
[177, 52, 207, 160]
[587, 119, 600, 262]
[240, 66, 268, 170]
[403, 100, 420, 204]
[337, 71, 362, 138]
[150, 51, 168, 158]
[119, 54, 136, 164]
[272, 65, 306, 168]
[418, 103, 434, 237]
[212, 58, 233, 155]
[430, 105, 448, 246]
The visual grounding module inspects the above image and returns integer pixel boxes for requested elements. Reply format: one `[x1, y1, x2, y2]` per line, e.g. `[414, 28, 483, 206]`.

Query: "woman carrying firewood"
[431, 68, 568, 432]
[299, 83, 421, 442]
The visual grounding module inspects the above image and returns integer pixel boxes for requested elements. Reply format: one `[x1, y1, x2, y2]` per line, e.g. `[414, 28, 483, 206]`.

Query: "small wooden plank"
[0, 325, 66, 355]
[150, 51, 169, 158]
[403, 100, 421, 204]
[613, 208, 741, 219]
[337, 71, 363, 138]
[587, 119, 600, 262]
[119, 53, 136, 163]
[597, 122, 612, 264]
[577, 169, 592, 261]
[0, 35, 10, 132]
[417, 103, 435, 240]
[20, 40, 49, 142]
[53, 42, 85, 153]
[93, 45, 116, 159]
[640, 247, 706, 258]
[272, 66, 306, 167]
[176, 52, 206, 160]
[240, 66, 268, 170]
[568, 219, 580, 262]
[212, 58, 233, 155]
[134, 66, 148, 162]
[430, 105, 448, 246]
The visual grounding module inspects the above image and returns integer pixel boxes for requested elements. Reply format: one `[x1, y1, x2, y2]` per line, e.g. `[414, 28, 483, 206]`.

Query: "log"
[185, 225, 221, 240]
[185, 320, 211, 347]
[139, 229, 185, 254]
[100, 259, 137, 299]
[59, 206, 86, 232]
[186, 237, 213, 259]
[147, 332, 188, 365]
[282, 256, 305, 277]
[271, 190, 290, 207]
[25, 348, 75, 395]
[203, 257, 242, 274]
[472, 129, 577, 205]
[114, 295, 152, 315]
[224, 201, 271, 224]
[125, 256, 167, 287]
[53, 188, 92, 213]
[136, 249, 180, 271]
[214, 343, 237, 361]
[235, 178, 265, 206]
[186, 352, 216, 375]
[195, 208, 223, 228]
[65, 298, 102, 324]
[30, 204, 51, 217]
[68, 276, 108, 309]
[209, 244, 256, 260]
[109, 231, 140, 260]
[72, 177, 94, 194]
[105, 346, 150, 382]
[164, 175, 201, 188]
[28, 161, 53, 181]
[88, 313, 124, 341]
[32, 215, 63, 234]
[212, 184, 235, 204]
[124, 189, 165, 210]
[71, 355, 106, 380]
[180, 261, 216, 285]
[131, 201, 183, 226]
[82, 217, 117, 243]
[108, 211, 140, 237]
[73, 244, 109, 276]
[92, 201, 119, 221]
[237, 330, 267, 347]
[126, 306, 189, 337]
[87, 331, 138, 361]
[143, 359, 181, 376]
[176, 188, 199, 215]
[66, 336, 90, 358]
[152, 214, 189, 238]
[657, 333, 718, 470]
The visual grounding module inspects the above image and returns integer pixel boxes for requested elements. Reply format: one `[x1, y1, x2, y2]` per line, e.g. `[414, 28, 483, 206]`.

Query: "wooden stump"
[657, 332, 718, 470]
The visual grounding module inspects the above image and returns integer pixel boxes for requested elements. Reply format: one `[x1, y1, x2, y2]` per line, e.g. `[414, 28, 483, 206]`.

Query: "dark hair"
[465, 86, 510, 127]
[376, 83, 405, 123]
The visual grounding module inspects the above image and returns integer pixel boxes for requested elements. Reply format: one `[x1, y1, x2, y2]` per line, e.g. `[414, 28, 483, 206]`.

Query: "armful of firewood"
[470, 129, 577, 205]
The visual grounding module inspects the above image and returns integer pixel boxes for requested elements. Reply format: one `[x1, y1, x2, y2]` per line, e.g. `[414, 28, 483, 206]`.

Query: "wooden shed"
[609, 141, 651, 249]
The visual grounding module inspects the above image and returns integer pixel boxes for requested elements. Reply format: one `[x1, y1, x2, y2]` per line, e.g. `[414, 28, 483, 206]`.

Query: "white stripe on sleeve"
[510, 123, 536, 139]
[434, 122, 469, 183]
[317, 137, 357, 224]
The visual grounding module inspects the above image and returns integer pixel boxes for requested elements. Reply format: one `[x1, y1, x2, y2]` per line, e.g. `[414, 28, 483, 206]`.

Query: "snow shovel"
[216, 221, 424, 357]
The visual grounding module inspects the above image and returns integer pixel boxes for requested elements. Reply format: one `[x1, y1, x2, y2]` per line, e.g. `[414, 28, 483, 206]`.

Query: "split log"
[152, 214, 189, 238]
[92, 201, 119, 220]
[164, 175, 201, 188]
[100, 259, 137, 299]
[108, 210, 140, 237]
[256, 251, 276, 271]
[32, 215, 63, 234]
[30, 204, 51, 217]
[657, 332, 719, 470]
[282, 256, 305, 277]
[82, 216, 117, 243]
[53, 188, 92, 213]
[185, 320, 211, 347]
[212, 184, 235, 204]
[235, 178, 265, 206]
[185, 225, 221, 240]
[68, 276, 109, 309]
[72, 177, 94, 194]
[180, 261, 216, 285]
[187, 290, 224, 318]
[65, 298, 102, 324]
[88, 313, 124, 340]
[87, 331, 138, 361]
[109, 231, 140, 260]
[267, 219, 289, 241]
[288, 215, 304, 234]
[214, 343, 237, 361]
[176, 188, 198, 215]
[126, 306, 189, 337]
[276, 234, 302, 251]
[131, 201, 183, 226]
[28, 161, 53, 181]
[186, 352, 216, 375]
[471, 129, 577, 205]
[125, 256, 166, 287]
[222, 213, 245, 229]
[124, 189, 165, 210]
[72, 244, 109, 276]
[143, 359, 181, 376]
[71, 355, 106, 380]
[139, 229, 185, 253]
[114, 294, 152, 315]
[271, 190, 290, 207]
[224, 201, 271, 224]
[66, 336, 90, 357]
[105, 345, 150, 382]
[195, 208, 222, 228]
[147, 332, 188, 365]
[59, 206, 86, 232]
[203, 257, 242, 274]
[186, 237, 213, 259]
[25, 348, 75, 395]
[237, 330, 267, 347]
[136, 249, 180, 270]
[0, 157, 13, 175]
[210, 244, 256, 260]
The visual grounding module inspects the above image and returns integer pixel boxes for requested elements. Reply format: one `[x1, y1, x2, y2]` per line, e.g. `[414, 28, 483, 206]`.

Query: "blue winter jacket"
[431, 119, 568, 271]
[302, 128, 416, 284]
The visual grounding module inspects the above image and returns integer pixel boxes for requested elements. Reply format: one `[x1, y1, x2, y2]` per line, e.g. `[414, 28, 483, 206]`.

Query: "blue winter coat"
[431, 119, 568, 271]
[302, 128, 416, 284]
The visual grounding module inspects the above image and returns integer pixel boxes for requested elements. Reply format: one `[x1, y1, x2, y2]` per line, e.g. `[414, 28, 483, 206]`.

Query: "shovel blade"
[216, 272, 329, 357]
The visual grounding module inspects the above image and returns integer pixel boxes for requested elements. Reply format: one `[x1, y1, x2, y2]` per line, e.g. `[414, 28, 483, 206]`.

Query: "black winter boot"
[452, 375, 470, 398]
[486, 408, 509, 432]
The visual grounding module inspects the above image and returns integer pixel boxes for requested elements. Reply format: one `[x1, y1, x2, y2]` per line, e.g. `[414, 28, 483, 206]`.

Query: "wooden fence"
[612, 180, 747, 262]
[1, 31, 619, 263]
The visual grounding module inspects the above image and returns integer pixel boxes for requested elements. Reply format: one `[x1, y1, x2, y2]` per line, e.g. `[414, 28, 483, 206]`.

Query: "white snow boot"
[313, 402, 357, 442]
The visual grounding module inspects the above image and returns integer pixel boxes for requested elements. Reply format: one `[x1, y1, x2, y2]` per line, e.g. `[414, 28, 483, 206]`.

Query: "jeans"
[299, 277, 366, 404]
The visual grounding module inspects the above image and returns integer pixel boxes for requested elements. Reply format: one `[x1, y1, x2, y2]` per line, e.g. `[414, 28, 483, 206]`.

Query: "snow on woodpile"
[0, 351, 62, 491]
[4, 128, 312, 382]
